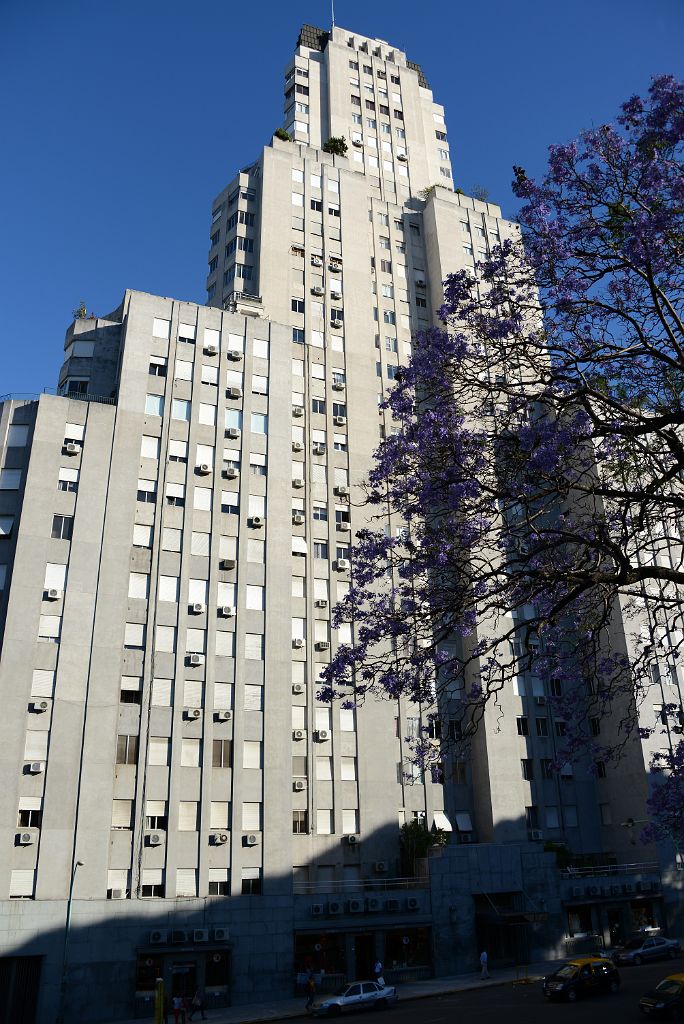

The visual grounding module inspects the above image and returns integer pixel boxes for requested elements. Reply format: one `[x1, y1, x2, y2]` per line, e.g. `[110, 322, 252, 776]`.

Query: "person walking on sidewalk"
[374, 960, 384, 986]
[188, 987, 207, 1021]
[305, 971, 317, 1012]
[480, 950, 489, 979]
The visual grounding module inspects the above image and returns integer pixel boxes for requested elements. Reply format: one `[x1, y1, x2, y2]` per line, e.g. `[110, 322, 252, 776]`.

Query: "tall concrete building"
[0, 23, 674, 1024]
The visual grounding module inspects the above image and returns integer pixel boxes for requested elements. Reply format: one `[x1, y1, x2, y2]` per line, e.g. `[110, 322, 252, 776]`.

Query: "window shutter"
[18, 796, 41, 812]
[169, 439, 188, 459]
[204, 328, 220, 347]
[166, 482, 185, 499]
[65, 422, 85, 441]
[191, 532, 210, 556]
[179, 323, 196, 340]
[140, 435, 160, 459]
[184, 680, 203, 706]
[178, 802, 198, 831]
[210, 802, 229, 829]
[24, 732, 48, 761]
[151, 678, 172, 706]
[244, 685, 263, 711]
[213, 683, 231, 710]
[121, 676, 142, 693]
[146, 800, 166, 818]
[142, 868, 163, 886]
[9, 870, 35, 897]
[176, 869, 197, 897]
[241, 802, 261, 831]
[108, 869, 128, 891]
[208, 868, 228, 884]
[112, 800, 132, 828]
[39, 615, 61, 639]
[148, 738, 169, 766]
[216, 632, 235, 658]
[292, 537, 308, 555]
[188, 579, 208, 604]
[133, 525, 153, 547]
[31, 670, 55, 698]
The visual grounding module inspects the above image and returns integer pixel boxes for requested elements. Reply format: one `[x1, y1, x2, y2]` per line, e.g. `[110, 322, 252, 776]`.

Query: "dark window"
[314, 541, 329, 559]
[208, 879, 229, 896]
[365, 100, 376, 111]
[313, 505, 328, 522]
[137, 482, 156, 503]
[380, 259, 392, 273]
[120, 689, 142, 705]
[212, 739, 233, 768]
[116, 734, 138, 765]
[590, 717, 601, 737]
[351, 95, 361, 107]
[596, 761, 607, 778]
[241, 872, 262, 895]
[58, 478, 78, 493]
[18, 809, 42, 828]
[292, 810, 309, 834]
[141, 883, 165, 898]
[516, 717, 528, 736]
[221, 496, 240, 515]
[311, 199, 323, 212]
[332, 402, 346, 417]
[292, 328, 305, 344]
[208, 257, 218, 273]
[541, 759, 554, 779]
[312, 398, 326, 414]
[536, 718, 548, 737]
[292, 298, 305, 314]
[394, 109, 403, 120]
[51, 514, 73, 541]
[166, 493, 185, 508]
[335, 508, 350, 528]
[210, 231, 219, 247]
[336, 544, 350, 560]
[525, 805, 539, 829]
[239, 211, 255, 226]
[555, 721, 567, 737]
[379, 104, 389, 116]
[436, 130, 447, 141]
[145, 812, 167, 830]
[521, 758, 534, 781]
[416, 296, 427, 308]
[549, 678, 563, 697]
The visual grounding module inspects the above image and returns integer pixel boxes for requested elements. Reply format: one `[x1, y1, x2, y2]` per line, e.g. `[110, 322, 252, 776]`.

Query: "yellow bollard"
[155, 977, 165, 1024]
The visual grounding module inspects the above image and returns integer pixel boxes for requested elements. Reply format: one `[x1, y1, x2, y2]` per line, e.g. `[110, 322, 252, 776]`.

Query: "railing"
[0, 388, 117, 407]
[223, 291, 263, 306]
[560, 861, 661, 879]
[294, 876, 428, 895]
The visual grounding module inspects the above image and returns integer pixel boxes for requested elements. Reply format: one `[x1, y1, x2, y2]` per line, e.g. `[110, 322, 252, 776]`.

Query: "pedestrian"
[188, 987, 207, 1021]
[305, 971, 317, 1012]
[374, 960, 384, 986]
[172, 995, 184, 1024]
[479, 950, 489, 980]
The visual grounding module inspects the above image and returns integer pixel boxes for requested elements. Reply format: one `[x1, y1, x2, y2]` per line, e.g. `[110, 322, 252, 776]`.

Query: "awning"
[455, 812, 473, 832]
[433, 810, 453, 832]
[292, 537, 308, 554]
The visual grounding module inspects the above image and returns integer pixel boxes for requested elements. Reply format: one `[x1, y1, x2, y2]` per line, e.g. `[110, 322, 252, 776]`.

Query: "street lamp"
[56, 860, 83, 1024]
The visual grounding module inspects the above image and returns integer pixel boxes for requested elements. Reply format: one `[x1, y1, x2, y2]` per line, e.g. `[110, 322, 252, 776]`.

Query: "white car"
[313, 980, 398, 1016]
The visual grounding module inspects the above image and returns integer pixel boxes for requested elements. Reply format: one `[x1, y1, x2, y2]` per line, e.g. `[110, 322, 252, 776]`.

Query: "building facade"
[0, 23, 675, 1024]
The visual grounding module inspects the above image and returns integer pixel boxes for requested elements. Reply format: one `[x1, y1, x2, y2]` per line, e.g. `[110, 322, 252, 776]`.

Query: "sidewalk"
[104, 961, 557, 1024]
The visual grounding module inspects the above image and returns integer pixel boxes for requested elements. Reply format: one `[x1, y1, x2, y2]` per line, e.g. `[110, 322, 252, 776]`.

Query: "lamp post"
[56, 860, 83, 1024]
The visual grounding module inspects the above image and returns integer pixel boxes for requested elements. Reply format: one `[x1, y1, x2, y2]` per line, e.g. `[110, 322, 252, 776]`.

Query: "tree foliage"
[322, 136, 348, 157]
[322, 75, 684, 822]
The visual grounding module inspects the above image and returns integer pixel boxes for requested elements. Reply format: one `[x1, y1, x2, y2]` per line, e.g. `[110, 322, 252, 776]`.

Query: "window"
[536, 718, 549, 737]
[540, 759, 554, 779]
[341, 757, 357, 780]
[58, 467, 79, 492]
[293, 810, 308, 834]
[212, 739, 233, 768]
[9, 870, 35, 899]
[51, 514, 73, 540]
[181, 738, 201, 768]
[158, 576, 179, 602]
[154, 625, 176, 652]
[516, 717, 529, 736]
[116, 735, 138, 765]
[313, 503, 328, 522]
[148, 737, 170, 766]
[251, 413, 268, 435]
[208, 869, 229, 896]
[554, 720, 567, 737]
[111, 799, 133, 829]
[246, 585, 265, 610]
[241, 868, 262, 895]
[243, 740, 262, 769]
[245, 633, 264, 660]
[590, 717, 601, 737]
[141, 869, 165, 898]
[178, 802, 198, 831]
[383, 310, 396, 325]
[124, 622, 146, 649]
[314, 541, 328, 559]
[17, 799, 43, 829]
[312, 398, 325, 415]
[342, 809, 358, 835]
[521, 758, 534, 781]
[166, 482, 185, 508]
[172, 399, 191, 422]
[128, 573, 149, 600]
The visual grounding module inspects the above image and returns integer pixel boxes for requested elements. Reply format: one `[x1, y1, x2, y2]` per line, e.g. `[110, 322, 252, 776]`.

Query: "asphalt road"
[295, 960, 683, 1024]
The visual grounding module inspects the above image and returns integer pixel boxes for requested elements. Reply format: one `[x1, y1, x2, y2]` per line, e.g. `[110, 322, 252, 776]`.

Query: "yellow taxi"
[543, 956, 621, 1002]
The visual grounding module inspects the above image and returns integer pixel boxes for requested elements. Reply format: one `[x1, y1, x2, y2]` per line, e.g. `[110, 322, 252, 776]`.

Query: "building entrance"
[353, 934, 375, 979]
[171, 959, 198, 999]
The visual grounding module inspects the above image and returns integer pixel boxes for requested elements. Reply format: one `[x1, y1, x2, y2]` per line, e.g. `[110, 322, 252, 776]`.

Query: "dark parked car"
[614, 936, 681, 966]
[543, 957, 620, 1002]
[639, 973, 684, 1017]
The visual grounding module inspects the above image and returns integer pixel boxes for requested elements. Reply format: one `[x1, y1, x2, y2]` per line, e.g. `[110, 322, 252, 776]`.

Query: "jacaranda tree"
[321, 76, 684, 835]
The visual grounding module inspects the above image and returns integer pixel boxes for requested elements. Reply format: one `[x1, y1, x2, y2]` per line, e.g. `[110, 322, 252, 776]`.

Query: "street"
[295, 961, 682, 1024]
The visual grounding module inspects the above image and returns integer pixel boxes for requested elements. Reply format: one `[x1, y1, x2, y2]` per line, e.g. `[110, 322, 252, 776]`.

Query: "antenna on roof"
[331, 0, 335, 29]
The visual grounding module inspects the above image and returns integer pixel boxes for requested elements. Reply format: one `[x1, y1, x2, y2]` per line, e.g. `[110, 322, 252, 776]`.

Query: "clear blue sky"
[1, 0, 681, 392]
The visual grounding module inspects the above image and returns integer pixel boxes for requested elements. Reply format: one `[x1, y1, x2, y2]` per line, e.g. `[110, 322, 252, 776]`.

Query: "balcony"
[222, 291, 264, 317]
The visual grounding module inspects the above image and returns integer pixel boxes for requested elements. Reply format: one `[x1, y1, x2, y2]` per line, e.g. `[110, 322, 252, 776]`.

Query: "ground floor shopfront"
[294, 925, 433, 992]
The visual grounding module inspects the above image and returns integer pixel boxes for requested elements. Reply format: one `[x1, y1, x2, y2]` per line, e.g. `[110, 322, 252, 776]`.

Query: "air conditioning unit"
[188, 653, 205, 667]
[330, 291, 342, 301]
[225, 427, 241, 439]
[216, 709, 232, 721]
[349, 898, 363, 913]
[204, 344, 218, 356]
[610, 884, 622, 896]
[212, 833, 229, 846]
[315, 599, 328, 608]
[109, 888, 126, 900]
[244, 833, 259, 846]
[219, 605, 236, 618]
[63, 442, 80, 455]
[345, 833, 358, 845]
[28, 761, 45, 774]
[150, 930, 168, 945]
[250, 515, 264, 529]
[227, 387, 243, 399]
[535, 696, 546, 706]
[316, 729, 330, 741]
[529, 829, 543, 841]
[333, 416, 347, 426]
[193, 928, 209, 942]
[148, 832, 164, 846]
[316, 640, 330, 651]
[311, 903, 324, 916]
[185, 707, 202, 720]
[352, 138, 363, 147]
[334, 485, 349, 497]
[623, 882, 636, 895]
[30, 700, 49, 713]
[292, 683, 305, 695]
[374, 861, 388, 873]
[292, 478, 305, 488]
[219, 558, 236, 570]
[311, 286, 325, 297]
[313, 443, 326, 455]
[197, 463, 212, 475]
[17, 832, 33, 845]
[328, 262, 342, 273]
[328, 900, 343, 915]
[336, 559, 349, 571]
[292, 638, 304, 650]
[172, 930, 188, 944]
[397, 152, 408, 161]
[293, 405, 305, 418]
[191, 603, 206, 614]
[293, 729, 305, 741]
[332, 381, 345, 391]
[222, 465, 239, 479]
[385, 898, 400, 911]
[330, 319, 343, 329]
[292, 513, 305, 526]
[367, 897, 381, 912]
[46, 588, 62, 601]
[292, 441, 304, 452]
[214, 927, 229, 941]
[406, 896, 420, 911]
[415, 279, 426, 288]
[587, 884, 601, 897]
[293, 780, 306, 792]
[227, 350, 243, 361]
[311, 257, 323, 267]
[571, 886, 584, 898]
